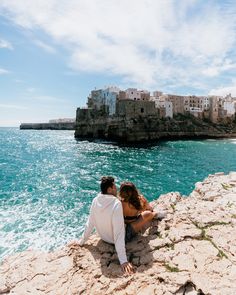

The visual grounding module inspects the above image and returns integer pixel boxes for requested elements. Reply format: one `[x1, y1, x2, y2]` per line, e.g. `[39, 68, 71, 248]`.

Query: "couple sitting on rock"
[69, 176, 166, 275]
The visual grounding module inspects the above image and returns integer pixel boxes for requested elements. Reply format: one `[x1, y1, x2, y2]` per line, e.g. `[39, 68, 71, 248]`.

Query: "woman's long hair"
[119, 182, 141, 210]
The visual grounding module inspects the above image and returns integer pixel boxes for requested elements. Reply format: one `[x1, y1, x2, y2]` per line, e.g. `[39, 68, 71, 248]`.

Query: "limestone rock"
[1, 172, 236, 294]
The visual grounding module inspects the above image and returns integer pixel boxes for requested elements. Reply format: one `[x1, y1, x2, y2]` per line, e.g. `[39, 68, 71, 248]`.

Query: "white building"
[203, 97, 210, 111]
[189, 107, 202, 117]
[153, 91, 163, 98]
[89, 86, 120, 115]
[184, 96, 209, 114]
[223, 94, 236, 117]
[125, 88, 150, 101]
[151, 95, 173, 118]
[103, 87, 119, 115]
[126, 88, 141, 100]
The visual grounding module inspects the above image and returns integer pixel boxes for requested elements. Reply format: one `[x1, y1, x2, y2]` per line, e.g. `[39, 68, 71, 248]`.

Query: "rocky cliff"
[1, 172, 236, 295]
[74, 114, 236, 143]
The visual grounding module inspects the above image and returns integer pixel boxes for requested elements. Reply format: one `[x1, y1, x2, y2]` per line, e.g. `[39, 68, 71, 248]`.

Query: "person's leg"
[130, 210, 157, 233]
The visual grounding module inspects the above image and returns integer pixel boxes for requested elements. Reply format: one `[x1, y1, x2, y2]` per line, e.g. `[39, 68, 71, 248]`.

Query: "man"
[69, 176, 134, 275]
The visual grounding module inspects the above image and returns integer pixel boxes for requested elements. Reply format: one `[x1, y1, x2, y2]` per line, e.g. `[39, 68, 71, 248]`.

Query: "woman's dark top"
[124, 215, 140, 221]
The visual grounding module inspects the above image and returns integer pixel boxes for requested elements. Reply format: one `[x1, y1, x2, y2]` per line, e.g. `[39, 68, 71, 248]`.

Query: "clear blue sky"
[0, 0, 236, 126]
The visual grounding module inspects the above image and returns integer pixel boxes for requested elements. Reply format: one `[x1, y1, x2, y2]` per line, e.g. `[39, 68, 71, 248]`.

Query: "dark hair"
[100, 176, 115, 194]
[119, 182, 141, 210]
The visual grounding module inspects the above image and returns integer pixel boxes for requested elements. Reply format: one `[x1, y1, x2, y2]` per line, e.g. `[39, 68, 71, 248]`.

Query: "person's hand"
[121, 262, 134, 275]
[67, 239, 83, 248]
[140, 195, 153, 211]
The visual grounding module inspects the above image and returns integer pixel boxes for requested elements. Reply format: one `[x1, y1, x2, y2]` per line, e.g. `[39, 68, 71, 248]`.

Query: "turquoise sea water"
[0, 127, 236, 260]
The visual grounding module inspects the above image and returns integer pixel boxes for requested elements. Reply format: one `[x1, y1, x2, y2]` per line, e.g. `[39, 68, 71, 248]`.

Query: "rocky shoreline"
[1, 172, 236, 295]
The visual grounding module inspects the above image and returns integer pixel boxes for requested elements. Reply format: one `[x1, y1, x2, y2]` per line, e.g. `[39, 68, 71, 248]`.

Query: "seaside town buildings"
[84, 86, 236, 123]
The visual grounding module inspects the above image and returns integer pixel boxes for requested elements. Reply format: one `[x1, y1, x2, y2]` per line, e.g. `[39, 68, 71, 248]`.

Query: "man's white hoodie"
[79, 193, 127, 265]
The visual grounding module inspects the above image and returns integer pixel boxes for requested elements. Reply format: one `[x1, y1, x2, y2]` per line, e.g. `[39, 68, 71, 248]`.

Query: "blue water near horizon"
[0, 127, 236, 261]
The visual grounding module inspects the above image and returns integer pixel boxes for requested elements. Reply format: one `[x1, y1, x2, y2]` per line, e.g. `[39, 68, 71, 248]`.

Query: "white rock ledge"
[1, 172, 236, 295]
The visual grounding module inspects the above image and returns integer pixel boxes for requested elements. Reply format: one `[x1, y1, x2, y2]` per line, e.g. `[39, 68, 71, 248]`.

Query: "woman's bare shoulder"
[122, 200, 138, 215]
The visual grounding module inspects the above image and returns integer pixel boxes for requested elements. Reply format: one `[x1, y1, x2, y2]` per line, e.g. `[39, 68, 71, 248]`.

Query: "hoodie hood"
[95, 192, 119, 211]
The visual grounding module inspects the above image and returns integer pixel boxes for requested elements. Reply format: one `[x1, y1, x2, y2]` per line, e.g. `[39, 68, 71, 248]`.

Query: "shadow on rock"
[69, 224, 161, 278]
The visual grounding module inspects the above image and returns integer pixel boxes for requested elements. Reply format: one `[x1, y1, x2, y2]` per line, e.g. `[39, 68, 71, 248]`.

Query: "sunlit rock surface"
[1, 172, 236, 295]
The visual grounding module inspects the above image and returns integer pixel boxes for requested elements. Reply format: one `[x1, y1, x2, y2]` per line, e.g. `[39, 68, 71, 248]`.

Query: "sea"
[0, 127, 236, 261]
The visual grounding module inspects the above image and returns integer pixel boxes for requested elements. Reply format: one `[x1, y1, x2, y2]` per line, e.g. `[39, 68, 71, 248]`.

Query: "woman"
[119, 182, 158, 242]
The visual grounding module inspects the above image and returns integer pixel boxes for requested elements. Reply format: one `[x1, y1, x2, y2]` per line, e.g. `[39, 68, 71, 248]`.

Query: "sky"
[0, 0, 236, 126]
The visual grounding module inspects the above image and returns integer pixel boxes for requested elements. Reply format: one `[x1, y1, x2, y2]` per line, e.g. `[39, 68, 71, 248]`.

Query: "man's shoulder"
[95, 193, 121, 205]
[113, 197, 122, 206]
[112, 198, 123, 211]
[93, 193, 121, 201]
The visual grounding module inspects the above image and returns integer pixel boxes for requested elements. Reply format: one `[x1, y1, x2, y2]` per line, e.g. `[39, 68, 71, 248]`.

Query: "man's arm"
[112, 202, 134, 274]
[77, 201, 95, 245]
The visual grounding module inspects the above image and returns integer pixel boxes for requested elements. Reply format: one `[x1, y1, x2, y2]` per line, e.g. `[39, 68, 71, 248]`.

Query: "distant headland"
[20, 118, 75, 130]
[75, 86, 236, 143]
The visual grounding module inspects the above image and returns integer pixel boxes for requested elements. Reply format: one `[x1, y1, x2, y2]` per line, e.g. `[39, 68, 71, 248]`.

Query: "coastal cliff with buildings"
[1, 172, 236, 294]
[75, 87, 236, 143]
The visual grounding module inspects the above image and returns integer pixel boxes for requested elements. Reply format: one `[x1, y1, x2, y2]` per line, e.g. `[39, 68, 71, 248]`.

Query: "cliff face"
[74, 114, 236, 143]
[1, 172, 236, 295]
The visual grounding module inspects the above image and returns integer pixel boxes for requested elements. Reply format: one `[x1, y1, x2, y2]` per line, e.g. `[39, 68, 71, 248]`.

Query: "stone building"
[153, 91, 163, 97]
[151, 94, 173, 118]
[182, 95, 210, 118]
[209, 96, 220, 123]
[116, 99, 158, 118]
[82, 86, 236, 124]
[125, 88, 150, 101]
[87, 89, 104, 110]
[166, 94, 185, 115]
[207, 94, 236, 123]
[117, 90, 126, 100]
[208, 96, 230, 123]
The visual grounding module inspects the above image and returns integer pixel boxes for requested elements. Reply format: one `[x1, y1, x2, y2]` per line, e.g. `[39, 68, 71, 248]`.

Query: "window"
[141, 108, 144, 113]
